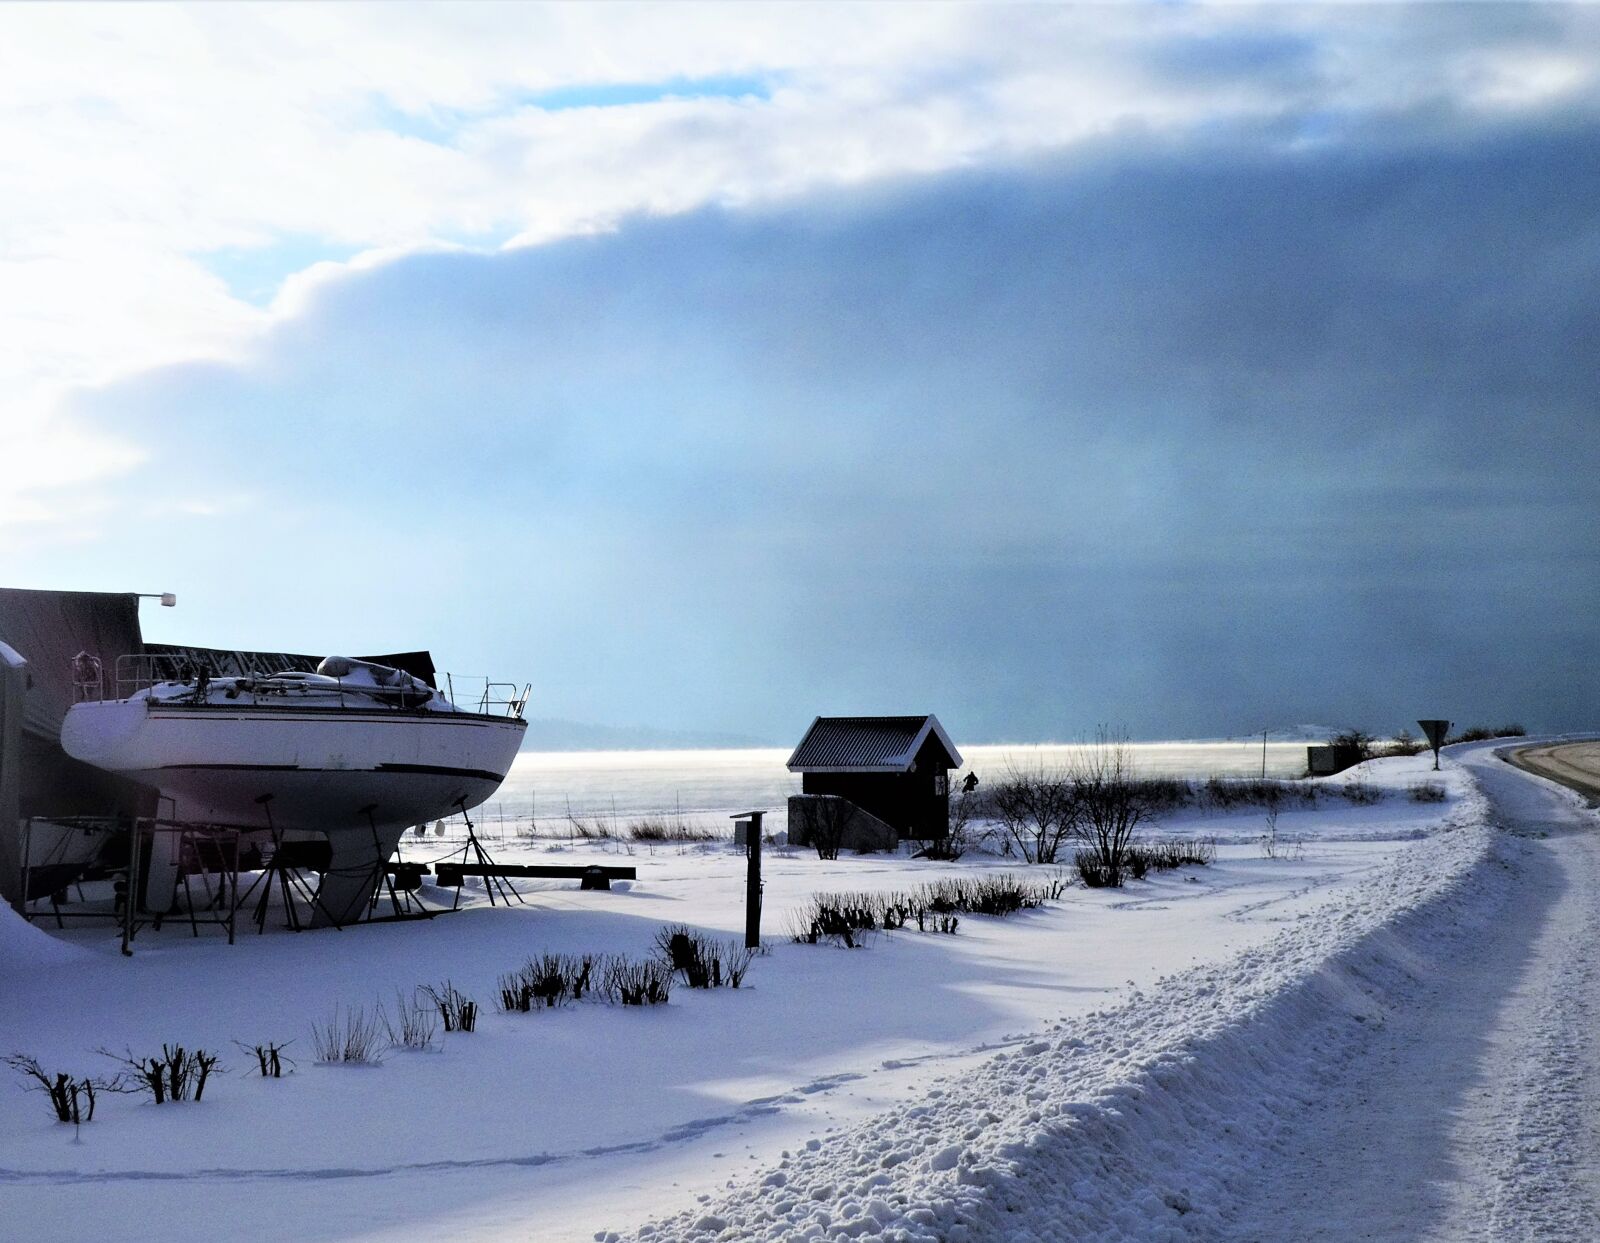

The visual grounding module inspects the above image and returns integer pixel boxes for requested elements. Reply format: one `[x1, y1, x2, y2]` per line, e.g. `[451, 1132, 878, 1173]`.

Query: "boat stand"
[236, 797, 344, 933]
[358, 806, 438, 922]
[450, 799, 525, 910]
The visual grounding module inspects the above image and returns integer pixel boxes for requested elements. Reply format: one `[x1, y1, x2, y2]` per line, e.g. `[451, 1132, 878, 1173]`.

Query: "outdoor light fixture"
[135, 592, 178, 607]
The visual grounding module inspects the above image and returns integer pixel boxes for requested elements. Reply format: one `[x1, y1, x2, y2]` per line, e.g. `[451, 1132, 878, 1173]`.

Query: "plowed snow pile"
[613, 780, 1500, 1242]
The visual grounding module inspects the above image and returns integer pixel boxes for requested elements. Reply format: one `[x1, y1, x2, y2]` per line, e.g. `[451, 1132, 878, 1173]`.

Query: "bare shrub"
[101, 1045, 221, 1102]
[493, 953, 619, 1011]
[926, 773, 980, 860]
[789, 895, 876, 947]
[1066, 729, 1155, 886]
[1408, 780, 1447, 803]
[628, 815, 715, 842]
[649, 927, 754, 988]
[419, 981, 478, 1033]
[234, 1040, 294, 1078]
[380, 991, 438, 1050]
[1074, 850, 1118, 887]
[795, 795, 853, 861]
[792, 873, 1066, 944]
[991, 763, 1077, 863]
[1177, 837, 1217, 865]
[1378, 728, 1424, 758]
[563, 800, 613, 839]
[721, 941, 755, 987]
[1328, 728, 1375, 759]
[600, 956, 673, 1005]
[309, 1005, 386, 1065]
[1340, 777, 1384, 805]
[4, 1054, 101, 1124]
[1202, 776, 1319, 811]
[652, 924, 732, 988]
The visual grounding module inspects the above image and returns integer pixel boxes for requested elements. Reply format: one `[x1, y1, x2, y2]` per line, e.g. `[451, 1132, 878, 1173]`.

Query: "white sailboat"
[60, 656, 528, 925]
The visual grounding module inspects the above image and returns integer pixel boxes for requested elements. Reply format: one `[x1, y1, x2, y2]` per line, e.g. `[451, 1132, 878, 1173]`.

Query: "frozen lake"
[468, 739, 1316, 835]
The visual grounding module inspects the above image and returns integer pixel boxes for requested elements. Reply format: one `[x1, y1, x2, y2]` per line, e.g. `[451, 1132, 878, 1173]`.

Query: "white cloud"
[2, 2, 1597, 543]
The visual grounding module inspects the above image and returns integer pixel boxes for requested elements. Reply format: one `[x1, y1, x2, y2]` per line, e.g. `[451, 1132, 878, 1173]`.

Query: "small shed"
[786, 715, 963, 842]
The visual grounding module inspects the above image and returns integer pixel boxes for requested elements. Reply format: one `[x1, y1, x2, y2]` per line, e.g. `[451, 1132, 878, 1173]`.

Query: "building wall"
[1306, 745, 1366, 776]
[785, 795, 899, 852]
[799, 736, 953, 839]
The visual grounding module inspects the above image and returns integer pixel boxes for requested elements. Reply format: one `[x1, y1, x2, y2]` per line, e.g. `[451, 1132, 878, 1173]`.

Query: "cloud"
[42, 110, 1600, 738]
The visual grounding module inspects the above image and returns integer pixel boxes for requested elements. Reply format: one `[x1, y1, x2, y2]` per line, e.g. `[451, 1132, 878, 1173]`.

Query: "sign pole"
[733, 810, 764, 949]
[1417, 720, 1452, 772]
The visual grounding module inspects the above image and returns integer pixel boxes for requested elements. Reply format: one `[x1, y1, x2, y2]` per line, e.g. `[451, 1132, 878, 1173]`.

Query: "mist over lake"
[475, 740, 1314, 832]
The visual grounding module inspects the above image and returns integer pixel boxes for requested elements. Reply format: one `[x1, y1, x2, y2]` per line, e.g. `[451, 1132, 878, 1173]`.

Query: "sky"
[2, 3, 1597, 744]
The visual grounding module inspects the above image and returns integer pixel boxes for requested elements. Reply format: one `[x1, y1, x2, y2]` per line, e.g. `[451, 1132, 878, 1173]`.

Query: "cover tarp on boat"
[143, 645, 438, 689]
[0, 588, 156, 827]
[0, 589, 156, 903]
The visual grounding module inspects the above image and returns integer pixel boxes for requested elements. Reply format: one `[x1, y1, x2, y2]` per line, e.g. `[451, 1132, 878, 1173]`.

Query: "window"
[933, 774, 947, 795]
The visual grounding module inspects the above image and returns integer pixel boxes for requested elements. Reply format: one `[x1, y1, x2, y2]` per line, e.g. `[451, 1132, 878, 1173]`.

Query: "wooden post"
[734, 810, 764, 949]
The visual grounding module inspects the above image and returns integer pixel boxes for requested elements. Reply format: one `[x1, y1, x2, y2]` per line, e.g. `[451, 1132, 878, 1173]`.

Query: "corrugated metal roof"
[786, 715, 962, 773]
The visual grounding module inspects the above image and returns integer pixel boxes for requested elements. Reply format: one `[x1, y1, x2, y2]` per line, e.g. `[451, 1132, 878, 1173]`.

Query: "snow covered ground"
[0, 748, 1569, 1241]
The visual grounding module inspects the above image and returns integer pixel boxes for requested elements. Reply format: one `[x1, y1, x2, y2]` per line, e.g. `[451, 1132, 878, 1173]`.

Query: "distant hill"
[519, 717, 775, 752]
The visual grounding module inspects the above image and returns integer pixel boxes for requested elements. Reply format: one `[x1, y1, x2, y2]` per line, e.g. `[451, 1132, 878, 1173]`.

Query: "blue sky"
[3, 5, 1598, 743]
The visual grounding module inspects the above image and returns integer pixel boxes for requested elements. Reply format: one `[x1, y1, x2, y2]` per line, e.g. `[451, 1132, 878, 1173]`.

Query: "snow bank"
[0, 903, 86, 974]
[610, 770, 1501, 1241]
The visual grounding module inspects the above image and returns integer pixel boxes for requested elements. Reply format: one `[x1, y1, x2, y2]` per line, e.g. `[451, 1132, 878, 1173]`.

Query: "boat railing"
[444, 673, 531, 720]
[78, 654, 529, 719]
[69, 653, 195, 702]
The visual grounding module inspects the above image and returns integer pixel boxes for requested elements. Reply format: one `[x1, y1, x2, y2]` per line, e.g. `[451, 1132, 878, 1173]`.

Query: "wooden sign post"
[732, 810, 764, 949]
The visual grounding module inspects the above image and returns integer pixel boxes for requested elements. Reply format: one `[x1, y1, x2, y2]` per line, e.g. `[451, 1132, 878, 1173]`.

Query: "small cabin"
[786, 715, 963, 843]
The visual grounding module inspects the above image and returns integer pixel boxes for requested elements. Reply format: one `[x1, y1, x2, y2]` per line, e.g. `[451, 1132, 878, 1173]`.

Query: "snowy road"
[620, 741, 1600, 1242]
[1227, 742, 1600, 1241]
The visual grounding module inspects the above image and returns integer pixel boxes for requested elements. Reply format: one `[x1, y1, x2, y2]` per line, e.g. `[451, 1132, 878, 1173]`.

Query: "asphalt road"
[1508, 741, 1600, 803]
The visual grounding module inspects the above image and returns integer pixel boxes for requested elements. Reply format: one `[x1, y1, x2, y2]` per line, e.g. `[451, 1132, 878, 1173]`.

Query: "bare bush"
[419, 981, 478, 1033]
[1067, 729, 1155, 887]
[791, 873, 1066, 944]
[628, 815, 715, 842]
[1258, 810, 1304, 860]
[991, 763, 1077, 863]
[1378, 728, 1424, 758]
[721, 941, 755, 987]
[4, 1054, 101, 1124]
[600, 956, 673, 1005]
[653, 925, 753, 988]
[381, 991, 438, 1051]
[1074, 850, 1118, 887]
[795, 795, 853, 861]
[563, 799, 613, 839]
[499, 954, 588, 1012]
[309, 1006, 386, 1065]
[1328, 728, 1375, 759]
[1340, 777, 1384, 805]
[234, 1040, 294, 1078]
[926, 773, 979, 860]
[1408, 780, 1447, 803]
[789, 895, 876, 947]
[101, 1045, 221, 1102]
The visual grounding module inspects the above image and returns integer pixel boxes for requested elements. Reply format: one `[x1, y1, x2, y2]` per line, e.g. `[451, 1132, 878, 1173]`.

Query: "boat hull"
[61, 700, 527, 924]
[61, 702, 525, 834]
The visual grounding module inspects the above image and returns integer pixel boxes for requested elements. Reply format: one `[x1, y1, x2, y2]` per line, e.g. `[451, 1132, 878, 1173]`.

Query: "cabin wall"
[800, 736, 953, 839]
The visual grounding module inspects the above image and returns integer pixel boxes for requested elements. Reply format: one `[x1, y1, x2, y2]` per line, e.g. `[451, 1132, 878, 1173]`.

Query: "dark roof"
[786, 715, 962, 773]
